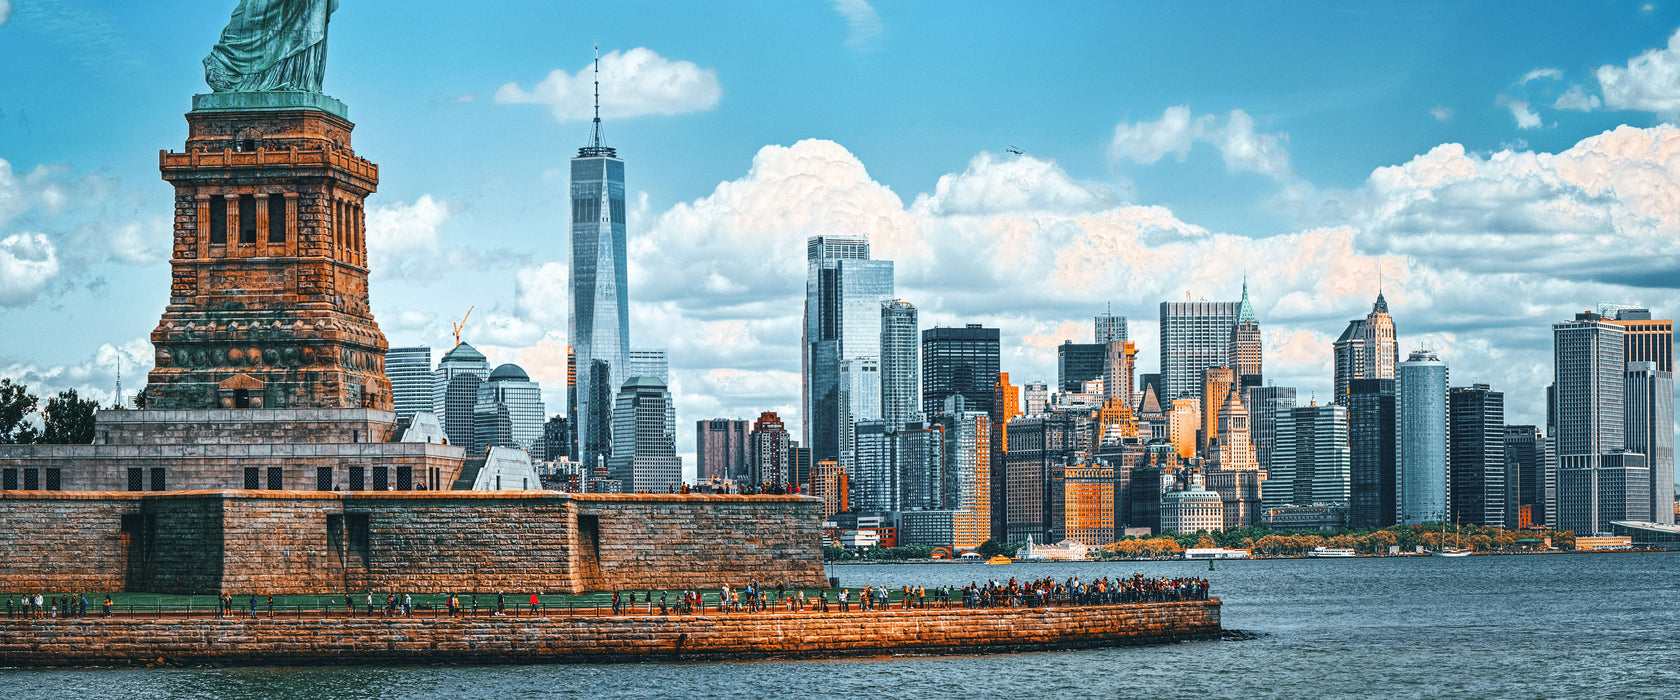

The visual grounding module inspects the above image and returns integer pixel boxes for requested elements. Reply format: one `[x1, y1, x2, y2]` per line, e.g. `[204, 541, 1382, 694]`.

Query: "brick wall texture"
[0, 491, 826, 595]
[0, 600, 1220, 666]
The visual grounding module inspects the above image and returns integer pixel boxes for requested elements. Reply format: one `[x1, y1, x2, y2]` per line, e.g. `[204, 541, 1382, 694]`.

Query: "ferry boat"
[1306, 547, 1357, 558]
[986, 556, 1013, 565]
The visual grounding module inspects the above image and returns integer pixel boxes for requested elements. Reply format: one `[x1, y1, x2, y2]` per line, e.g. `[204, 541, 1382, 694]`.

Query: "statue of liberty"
[203, 0, 338, 93]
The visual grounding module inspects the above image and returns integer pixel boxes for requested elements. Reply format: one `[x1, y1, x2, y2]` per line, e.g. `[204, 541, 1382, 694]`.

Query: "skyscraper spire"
[590, 42, 603, 149]
[1236, 274, 1256, 323]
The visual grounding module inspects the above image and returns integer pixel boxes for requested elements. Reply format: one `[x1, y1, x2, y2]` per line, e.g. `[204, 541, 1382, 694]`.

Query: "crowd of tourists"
[603, 575, 1209, 615]
[6, 593, 109, 618]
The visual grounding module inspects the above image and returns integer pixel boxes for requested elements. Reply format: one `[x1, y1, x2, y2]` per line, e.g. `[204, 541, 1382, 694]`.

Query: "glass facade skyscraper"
[922, 324, 1000, 417]
[386, 346, 432, 421]
[803, 235, 894, 465]
[1397, 349, 1448, 524]
[569, 133, 630, 472]
[608, 376, 680, 493]
[1346, 378, 1397, 528]
[432, 342, 490, 451]
[880, 300, 920, 429]
[1448, 383, 1506, 527]
[473, 363, 547, 459]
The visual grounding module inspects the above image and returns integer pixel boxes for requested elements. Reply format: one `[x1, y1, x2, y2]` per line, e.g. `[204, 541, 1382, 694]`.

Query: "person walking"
[529, 592, 540, 616]
[102, 596, 112, 617]
[248, 594, 257, 618]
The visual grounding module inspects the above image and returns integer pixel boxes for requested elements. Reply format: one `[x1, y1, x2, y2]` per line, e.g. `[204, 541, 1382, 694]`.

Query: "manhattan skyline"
[1, 2, 1679, 479]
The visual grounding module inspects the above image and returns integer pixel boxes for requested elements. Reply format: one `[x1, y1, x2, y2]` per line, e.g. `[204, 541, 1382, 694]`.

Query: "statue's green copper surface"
[203, 0, 338, 94]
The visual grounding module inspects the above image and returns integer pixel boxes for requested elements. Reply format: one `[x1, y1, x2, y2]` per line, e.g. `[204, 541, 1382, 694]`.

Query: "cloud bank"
[494, 48, 723, 123]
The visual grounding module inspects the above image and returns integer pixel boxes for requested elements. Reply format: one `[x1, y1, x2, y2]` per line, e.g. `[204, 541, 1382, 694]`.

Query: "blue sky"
[2, 1, 1678, 476]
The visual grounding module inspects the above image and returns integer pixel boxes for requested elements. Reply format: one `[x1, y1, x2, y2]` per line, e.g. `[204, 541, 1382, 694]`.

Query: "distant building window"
[267, 467, 283, 490]
[244, 467, 260, 490]
[22, 468, 38, 490]
[373, 465, 388, 490]
[209, 197, 227, 245]
[397, 466, 413, 490]
[2, 468, 16, 490]
[316, 466, 333, 491]
[150, 467, 166, 491]
[45, 468, 60, 491]
[238, 195, 256, 244]
[349, 466, 364, 491]
[268, 195, 286, 243]
[127, 468, 143, 492]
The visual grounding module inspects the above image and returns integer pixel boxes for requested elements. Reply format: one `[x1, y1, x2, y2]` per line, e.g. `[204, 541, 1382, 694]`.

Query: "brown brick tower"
[146, 104, 391, 411]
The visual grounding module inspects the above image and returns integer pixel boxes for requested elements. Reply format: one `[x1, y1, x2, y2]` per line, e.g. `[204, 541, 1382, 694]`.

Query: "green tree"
[976, 539, 1008, 557]
[42, 389, 99, 444]
[0, 378, 41, 444]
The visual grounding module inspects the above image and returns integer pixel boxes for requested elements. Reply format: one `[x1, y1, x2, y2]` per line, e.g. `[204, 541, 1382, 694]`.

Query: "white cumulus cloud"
[366, 194, 451, 281]
[1109, 106, 1292, 180]
[1498, 96, 1544, 129]
[0, 1, 11, 28]
[0, 232, 58, 306]
[1429, 106, 1454, 122]
[494, 47, 722, 122]
[1595, 26, 1680, 117]
[1553, 84, 1603, 111]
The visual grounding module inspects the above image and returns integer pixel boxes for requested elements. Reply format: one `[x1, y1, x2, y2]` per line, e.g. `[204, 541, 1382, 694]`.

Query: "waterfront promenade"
[0, 595, 1221, 666]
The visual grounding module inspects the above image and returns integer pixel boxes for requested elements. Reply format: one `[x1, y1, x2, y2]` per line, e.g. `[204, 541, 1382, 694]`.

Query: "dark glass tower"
[1449, 383, 1506, 527]
[1347, 378, 1397, 528]
[922, 324, 1000, 417]
[569, 51, 630, 471]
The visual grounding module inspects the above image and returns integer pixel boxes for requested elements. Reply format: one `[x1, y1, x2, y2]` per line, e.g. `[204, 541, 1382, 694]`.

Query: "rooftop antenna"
[590, 42, 603, 150]
[114, 355, 123, 408]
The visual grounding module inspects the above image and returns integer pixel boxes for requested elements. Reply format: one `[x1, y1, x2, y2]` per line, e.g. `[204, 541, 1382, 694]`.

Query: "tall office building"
[789, 442, 813, 492]
[1207, 387, 1264, 528]
[432, 342, 490, 450]
[1504, 425, 1551, 529]
[1200, 367, 1235, 457]
[607, 377, 680, 493]
[853, 419, 945, 514]
[1244, 386, 1297, 474]
[1346, 378, 1397, 528]
[1554, 312, 1651, 534]
[837, 358, 882, 473]
[1060, 464, 1116, 546]
[1103, 341, 1138, 406]
[1625, 361, 1674, 524]
[1613, 307, 1673, 525]
[1449, 383, 1506, 527]
[628, 348, 668, 383]
[922, 324, 1000, 417]
[880, 300, 920, 428]
[472, 363, 546, 458]
[1229, 280, 1263, 389]
[1609, 307, 1673, 372]
[747, 411, 791, 487]
[564, 346, 578, 460]
[696, 418, 749, 482]
[386, 346, 433, 420]
[934, 396, 992, 549]
[804, 235, 894, 465]
[1159, 298, 1241, 401]
[1095, 311, 1128, 344]
[1333, 291, 1399, 404]
[1397, 350, 1448, 524]
[991, 372, 1022, 540]
[1263, 402, 1350, 508]
[569, 71, 632, 472]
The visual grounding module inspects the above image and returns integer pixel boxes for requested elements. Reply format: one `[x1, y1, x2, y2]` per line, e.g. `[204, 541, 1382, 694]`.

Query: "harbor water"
[3, 552, 1677, 699]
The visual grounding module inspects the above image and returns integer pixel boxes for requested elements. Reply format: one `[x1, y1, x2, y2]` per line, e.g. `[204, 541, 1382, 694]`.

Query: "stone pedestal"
[147, 102, 389, 411]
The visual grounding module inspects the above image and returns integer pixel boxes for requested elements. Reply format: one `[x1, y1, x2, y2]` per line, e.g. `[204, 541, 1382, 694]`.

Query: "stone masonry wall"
[574, 494, 827, 591]
[218, 494, 341, 595]
[0, 493, 135, 593]
[0, 491, 827, 596]
[346, 492, 577, 594]
[0, 600, 1220, 666]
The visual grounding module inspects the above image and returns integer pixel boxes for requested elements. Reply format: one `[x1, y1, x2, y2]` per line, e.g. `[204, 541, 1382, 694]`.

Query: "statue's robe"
[203, 0, 339, 92]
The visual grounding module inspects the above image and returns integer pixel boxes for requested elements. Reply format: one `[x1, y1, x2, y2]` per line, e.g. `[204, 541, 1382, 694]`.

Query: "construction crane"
[452, 306, 474, 347]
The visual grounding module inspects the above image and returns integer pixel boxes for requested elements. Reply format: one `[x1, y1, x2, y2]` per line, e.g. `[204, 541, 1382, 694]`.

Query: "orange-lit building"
[1061, 464, 1115, 547]
[1169, 399, 1201, 460]
[814, 459, 847, 518]
[1201, 366, 1235, 456]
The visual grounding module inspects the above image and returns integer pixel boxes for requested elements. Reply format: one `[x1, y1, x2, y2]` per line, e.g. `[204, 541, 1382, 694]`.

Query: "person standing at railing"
[103, 596, 112, 617]
[266, 596, 274, 617]
[248, 594, 257, 618]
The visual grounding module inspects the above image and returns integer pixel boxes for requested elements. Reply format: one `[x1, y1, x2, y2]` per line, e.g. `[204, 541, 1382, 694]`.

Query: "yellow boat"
[986, 555, 1012, 565]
